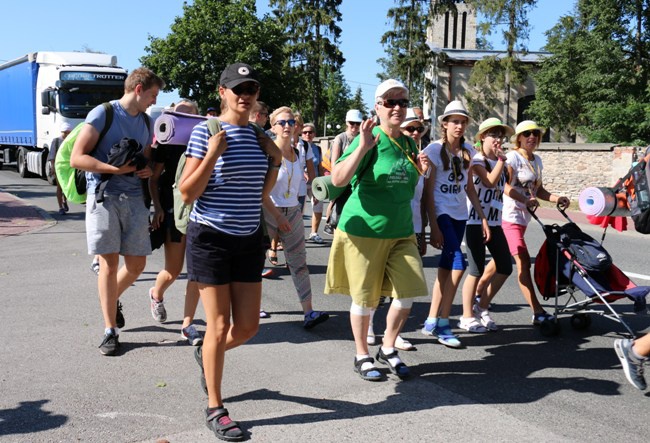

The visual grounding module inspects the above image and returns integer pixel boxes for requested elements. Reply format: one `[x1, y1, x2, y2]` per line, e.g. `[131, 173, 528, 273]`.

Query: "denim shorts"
[86, 193, 152, 256]
[186, 221, 266, 286]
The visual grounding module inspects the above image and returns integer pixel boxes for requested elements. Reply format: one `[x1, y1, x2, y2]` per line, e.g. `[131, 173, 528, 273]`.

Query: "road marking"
[623, 271, 650, 282]
[96, 412, 174, 422]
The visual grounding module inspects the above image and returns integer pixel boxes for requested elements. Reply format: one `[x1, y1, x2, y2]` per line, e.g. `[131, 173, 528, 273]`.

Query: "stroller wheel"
[540, 319, 561, 337]
[570, 314, 592, 330]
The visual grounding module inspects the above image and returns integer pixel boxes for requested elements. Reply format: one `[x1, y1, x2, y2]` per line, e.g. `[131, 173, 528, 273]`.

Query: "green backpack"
[55, 103, 113, 204]
[173, 118, 222, 234]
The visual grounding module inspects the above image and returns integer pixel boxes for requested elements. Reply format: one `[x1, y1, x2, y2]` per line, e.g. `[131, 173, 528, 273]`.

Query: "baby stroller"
[530, 205, 649, 337]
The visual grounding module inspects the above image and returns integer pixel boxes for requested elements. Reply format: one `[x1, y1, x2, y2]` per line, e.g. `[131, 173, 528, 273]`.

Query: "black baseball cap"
[220, 63, 259, 89]
[206, 107, 217, 113]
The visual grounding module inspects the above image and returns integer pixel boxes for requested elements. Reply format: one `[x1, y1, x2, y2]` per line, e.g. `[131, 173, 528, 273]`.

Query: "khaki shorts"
[324, 230, 428, 308]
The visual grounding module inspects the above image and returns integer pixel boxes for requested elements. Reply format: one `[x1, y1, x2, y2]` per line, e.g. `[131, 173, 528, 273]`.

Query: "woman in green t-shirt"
[324, 79, 431, 381]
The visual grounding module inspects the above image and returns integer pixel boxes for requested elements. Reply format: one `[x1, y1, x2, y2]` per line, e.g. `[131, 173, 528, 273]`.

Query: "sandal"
[353, 357, 383, 381]
[267, 249, 279, 266]
[376, 348, 410, 379]
[205, 407, 245, 442]
[194, 346, 208, 395]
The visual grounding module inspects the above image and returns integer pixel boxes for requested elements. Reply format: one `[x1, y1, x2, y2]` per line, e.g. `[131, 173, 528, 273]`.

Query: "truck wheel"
[17, 148, 30, 178]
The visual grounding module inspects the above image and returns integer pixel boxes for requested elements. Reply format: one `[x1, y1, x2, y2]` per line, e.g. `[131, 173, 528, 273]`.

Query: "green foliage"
[270, 0, 345, 128]
[322, 68, 351, 130]
[139, 0, 288, 112]
[528, 0, 650, 144]
[378, 0, 436, 107]
[348, 87, 369, 118]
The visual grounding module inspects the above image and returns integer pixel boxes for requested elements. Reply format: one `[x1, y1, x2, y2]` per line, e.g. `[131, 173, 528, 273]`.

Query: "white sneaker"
[395, 335, 415, 351]
[181, 324, 203, 346]
[458, 316, 488, 333]
[473, 304, 498, 331]
[149, 288, 167, 323]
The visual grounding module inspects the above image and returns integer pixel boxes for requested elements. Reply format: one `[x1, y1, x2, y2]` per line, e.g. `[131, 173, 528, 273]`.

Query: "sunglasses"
[231, 83, 260, 96]
[348, 121, 361, 126]
[380, 98, 410, 108]
[485, 131, 506, 142]
[403, 126, 426, 134]
[274, 119, 296, 127]
[302, 130, 314, 135]
[521, 129, 541, 138]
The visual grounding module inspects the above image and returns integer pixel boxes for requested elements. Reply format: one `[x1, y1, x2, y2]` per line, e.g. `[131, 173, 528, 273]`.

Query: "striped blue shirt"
[186, 121, 268, 235]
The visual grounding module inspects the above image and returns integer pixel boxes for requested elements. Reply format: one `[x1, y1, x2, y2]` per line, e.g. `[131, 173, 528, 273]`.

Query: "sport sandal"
[354, 357, 383, 381]
[376, 348, 410, 379]
[205, 407, 245, 442]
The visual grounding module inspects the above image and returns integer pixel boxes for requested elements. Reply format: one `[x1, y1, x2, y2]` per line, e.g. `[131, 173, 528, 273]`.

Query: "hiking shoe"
[90, 260, 100, 276]
[308, 232, 324, 244]
[98, 329, 120, 356]
[614, 339, 647, 390]
[421, 320, 437, 336]
[303, 310, 329, 329]
[149, 288, 167, 323]
[434, 324, 461, 348]
[181, 324, 203, 346]
[458, 317, 488, 333]
[116, 301, 125, 329]
[532, 311, 555, 325]
[323, 223, 334, 235]
[473, 304, 498, 331]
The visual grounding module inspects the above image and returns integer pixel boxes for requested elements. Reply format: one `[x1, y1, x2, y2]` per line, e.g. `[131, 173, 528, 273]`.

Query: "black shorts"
[186, 221, 266, 285]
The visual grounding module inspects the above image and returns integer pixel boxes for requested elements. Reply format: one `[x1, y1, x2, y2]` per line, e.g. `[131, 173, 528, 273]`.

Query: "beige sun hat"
[475, 117, 514, 141]
[438, 100, 470, 124]
[513, 120, 546, 140]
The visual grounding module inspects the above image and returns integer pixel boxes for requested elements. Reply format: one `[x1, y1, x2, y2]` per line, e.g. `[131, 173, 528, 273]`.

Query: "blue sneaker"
[434, 324, 461, 348]
[421, 320, 437, 336]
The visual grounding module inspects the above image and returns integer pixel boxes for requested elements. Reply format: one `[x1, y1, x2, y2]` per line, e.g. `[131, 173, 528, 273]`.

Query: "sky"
[1, 0, 574, 110]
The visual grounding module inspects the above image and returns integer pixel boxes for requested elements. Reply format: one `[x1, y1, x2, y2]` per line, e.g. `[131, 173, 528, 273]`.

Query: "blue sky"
[1, 0, 573, 109]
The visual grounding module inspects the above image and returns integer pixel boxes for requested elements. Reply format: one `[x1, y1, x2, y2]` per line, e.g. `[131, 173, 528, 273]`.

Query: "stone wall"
[531, 144, 638, 202]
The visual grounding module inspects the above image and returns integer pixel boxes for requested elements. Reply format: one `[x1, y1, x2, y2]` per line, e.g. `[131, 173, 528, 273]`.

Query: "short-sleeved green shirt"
[336, 126, 419, 239]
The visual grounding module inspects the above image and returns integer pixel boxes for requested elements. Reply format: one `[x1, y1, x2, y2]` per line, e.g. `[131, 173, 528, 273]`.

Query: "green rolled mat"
[312, 175, 347, 201]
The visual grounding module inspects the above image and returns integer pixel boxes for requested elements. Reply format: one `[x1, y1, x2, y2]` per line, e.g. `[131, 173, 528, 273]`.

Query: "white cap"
[345, 109, 363, 123]
[400, 108, 422, 128]
[375, 79, 409, 102]
[59, 122, 74, 133]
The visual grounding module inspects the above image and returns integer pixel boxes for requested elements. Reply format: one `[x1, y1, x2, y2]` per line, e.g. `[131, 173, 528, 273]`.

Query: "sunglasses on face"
[302, 130, 314, 135]
[521, 129, 541, 138]
[380, 98, 410, 108]
[231, 83, 260, 96]
[274, 119, 296, 127]
[348, 121, 361, 127]
[403, 126, 425, 134]
[485, 132, 506, 142]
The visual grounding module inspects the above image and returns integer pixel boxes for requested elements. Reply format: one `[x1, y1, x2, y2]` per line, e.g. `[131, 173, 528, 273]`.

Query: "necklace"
[281, 149, 295, 199]
[378, 128, 423, 175]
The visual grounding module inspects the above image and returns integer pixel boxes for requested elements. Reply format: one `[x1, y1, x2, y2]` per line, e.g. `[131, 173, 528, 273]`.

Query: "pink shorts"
[501, 221, 529, 256]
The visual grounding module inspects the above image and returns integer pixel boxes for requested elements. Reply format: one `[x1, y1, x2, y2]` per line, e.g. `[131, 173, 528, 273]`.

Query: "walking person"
[180, 62, 281, 441]
[148, 99, 203, 345]
[302, 122, 325, 244]
[48, 122, 73, 215]
[501, 120, 570, 325]
[263, 106, 330, 329]
[459, 118, 514, 333]
[615, 334, 650, 390]
[70, 67, 163, 356]
[420, 100, 489, 348]
[326, 80, 431, 381]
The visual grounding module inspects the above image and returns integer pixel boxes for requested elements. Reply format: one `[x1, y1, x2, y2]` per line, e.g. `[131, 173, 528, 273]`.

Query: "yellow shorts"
[324, 230, 428, 308]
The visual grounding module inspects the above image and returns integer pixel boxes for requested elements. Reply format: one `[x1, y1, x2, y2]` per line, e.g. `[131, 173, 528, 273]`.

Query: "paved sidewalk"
[0, 191, 55, 237]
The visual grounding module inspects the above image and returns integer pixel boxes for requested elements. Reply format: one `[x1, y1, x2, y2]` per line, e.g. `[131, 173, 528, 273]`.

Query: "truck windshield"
[59, 86, 124, 118]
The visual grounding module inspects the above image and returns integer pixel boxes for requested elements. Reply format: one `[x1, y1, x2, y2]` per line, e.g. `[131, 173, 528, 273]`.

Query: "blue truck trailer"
[0, 52, 127, 181]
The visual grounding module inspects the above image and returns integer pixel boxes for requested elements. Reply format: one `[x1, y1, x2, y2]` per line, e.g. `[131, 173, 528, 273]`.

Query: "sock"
[425, 316, 438, 326]
[356, 354, 375, 372]
[381, 346, 401, 366]
[304, 310, 314, 318]
[437, 318, 450, 327]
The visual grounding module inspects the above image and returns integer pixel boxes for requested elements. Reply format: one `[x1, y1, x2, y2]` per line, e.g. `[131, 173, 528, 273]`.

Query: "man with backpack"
[71, 67, 165, 356]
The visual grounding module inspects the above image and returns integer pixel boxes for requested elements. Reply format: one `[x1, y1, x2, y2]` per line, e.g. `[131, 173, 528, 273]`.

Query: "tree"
[348, 87, 369, 118]
[321, 68, 351, 132]
[139, 0, 288, 112]
[528, 0, 650, 144]
[466, 0, 537, 126]
[378, 0, 439, 107]
[270, 0, 345, 128]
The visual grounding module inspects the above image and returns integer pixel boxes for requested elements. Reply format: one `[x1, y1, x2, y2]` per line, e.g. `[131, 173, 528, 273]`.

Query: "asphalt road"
[1, 168, 649, 443]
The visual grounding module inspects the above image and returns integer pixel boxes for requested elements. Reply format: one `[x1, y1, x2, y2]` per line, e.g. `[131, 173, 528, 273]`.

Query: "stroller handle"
[527, 201, 573, 228]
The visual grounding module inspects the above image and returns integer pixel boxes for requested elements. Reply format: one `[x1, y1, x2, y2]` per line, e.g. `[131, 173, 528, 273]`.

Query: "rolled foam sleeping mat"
[579, 186, 630, 217]
[154, 111, 208, 145]
[312, 175, 347, 201]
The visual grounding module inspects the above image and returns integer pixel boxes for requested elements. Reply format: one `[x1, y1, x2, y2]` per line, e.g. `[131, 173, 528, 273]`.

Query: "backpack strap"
[98, 102, 114, 145]
[206, 118, 222, 137]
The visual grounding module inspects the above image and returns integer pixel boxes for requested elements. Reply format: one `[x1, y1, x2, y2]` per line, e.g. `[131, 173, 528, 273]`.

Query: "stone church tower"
[427, 1, 477, 50]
